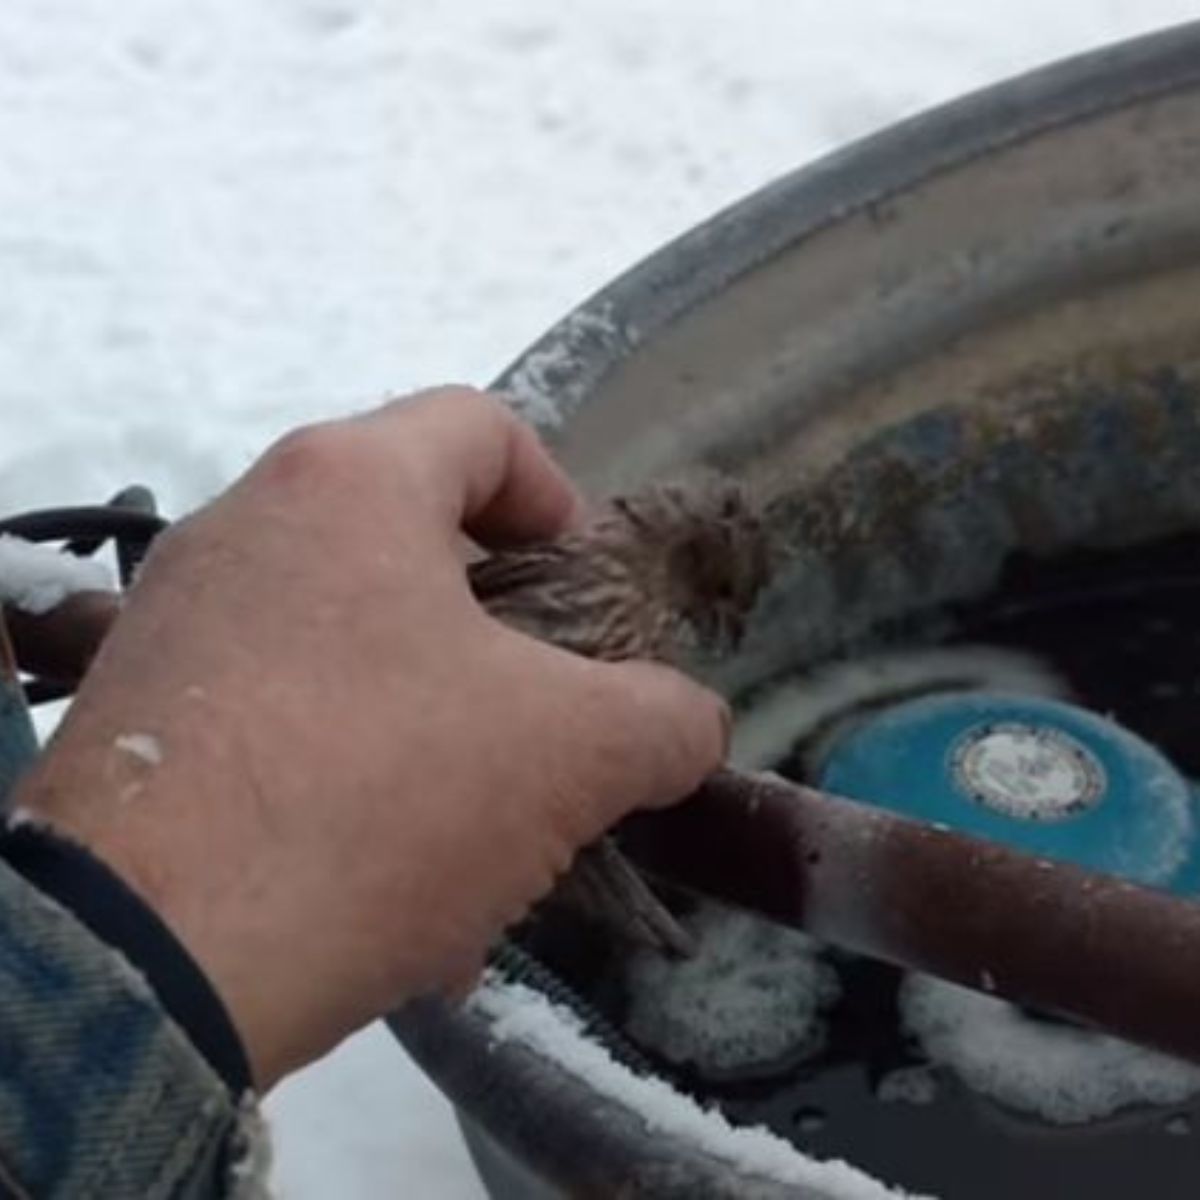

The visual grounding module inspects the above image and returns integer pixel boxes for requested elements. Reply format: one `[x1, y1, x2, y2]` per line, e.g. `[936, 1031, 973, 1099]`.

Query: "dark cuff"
[0, 821, 254, 1095]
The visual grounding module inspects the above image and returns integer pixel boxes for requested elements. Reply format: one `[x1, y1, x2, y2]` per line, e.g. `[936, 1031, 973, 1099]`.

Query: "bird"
[468, 472, 772, 957]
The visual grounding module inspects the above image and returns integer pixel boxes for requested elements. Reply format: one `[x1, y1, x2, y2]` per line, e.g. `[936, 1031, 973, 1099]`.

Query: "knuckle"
[133, 516, 191, 574]
[541, 744, 609, 846]
[413, 383, 493, 408]
[260, 422, 357, 487]
[139, 506, 217, 564]
[429, 386, 521, 437]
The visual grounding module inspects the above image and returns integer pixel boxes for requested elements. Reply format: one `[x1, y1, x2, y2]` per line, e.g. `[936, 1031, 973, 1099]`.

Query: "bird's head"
[610, 473, 772, 651]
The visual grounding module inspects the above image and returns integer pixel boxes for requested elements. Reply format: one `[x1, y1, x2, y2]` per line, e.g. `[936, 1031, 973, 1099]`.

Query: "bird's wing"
[467, 546, 572, 602]
[469, 543, 659, 660]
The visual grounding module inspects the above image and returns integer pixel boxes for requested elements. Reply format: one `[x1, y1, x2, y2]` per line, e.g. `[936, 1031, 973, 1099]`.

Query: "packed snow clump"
[0, 535, 113, 615]
[624, 903, 839, 1079]
[901, 973, 1200, 1124]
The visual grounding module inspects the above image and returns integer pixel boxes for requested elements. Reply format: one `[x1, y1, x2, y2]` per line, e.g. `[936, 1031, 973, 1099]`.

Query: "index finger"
[359, 387, 586, 546]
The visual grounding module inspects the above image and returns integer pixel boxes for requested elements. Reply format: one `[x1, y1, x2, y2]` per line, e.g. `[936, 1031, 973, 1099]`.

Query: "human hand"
[14, 388, 729, 1088]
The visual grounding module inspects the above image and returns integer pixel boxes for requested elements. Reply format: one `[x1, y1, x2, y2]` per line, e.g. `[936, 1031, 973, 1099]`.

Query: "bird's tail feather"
[555, 838, 697, 958]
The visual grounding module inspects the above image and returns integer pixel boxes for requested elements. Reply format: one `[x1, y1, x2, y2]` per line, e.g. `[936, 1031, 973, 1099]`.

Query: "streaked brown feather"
[469, 474, 770, 956]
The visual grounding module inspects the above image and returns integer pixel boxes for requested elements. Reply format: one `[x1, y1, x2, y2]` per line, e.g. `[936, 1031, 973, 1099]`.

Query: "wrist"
[0, 818, 255, 1094]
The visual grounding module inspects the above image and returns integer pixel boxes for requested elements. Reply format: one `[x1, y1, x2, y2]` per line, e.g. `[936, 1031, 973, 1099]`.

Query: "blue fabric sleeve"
[0, 854, 264, 1198]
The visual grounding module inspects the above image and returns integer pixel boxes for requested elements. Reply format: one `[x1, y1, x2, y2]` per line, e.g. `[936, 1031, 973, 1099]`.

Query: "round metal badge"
[951, 722, 1106, 821]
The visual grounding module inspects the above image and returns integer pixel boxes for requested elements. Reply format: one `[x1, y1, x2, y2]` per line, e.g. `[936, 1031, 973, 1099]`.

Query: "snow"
[901, 974, 1200, 1124]
[266, 1024, 482, 1200]
[624, 902, 838, 1079]
[2, 1, 1199, 1196]
[473, 975, 927, 1199]
[0, 534, 113, 613]
[501, 305, 627, 430]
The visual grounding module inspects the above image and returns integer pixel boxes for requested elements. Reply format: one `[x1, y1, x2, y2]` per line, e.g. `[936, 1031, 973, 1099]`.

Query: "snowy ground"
[1, 2, 1197, 1195]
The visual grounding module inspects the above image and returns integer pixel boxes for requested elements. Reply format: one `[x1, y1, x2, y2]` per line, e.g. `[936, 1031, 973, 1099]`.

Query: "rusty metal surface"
[723, 360, 1200, 696]
[501, 27, 1200, 478]
[624, 769, 1200, 1066]
[0, 612, 18, 686]
[3, 592, 120, 687]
